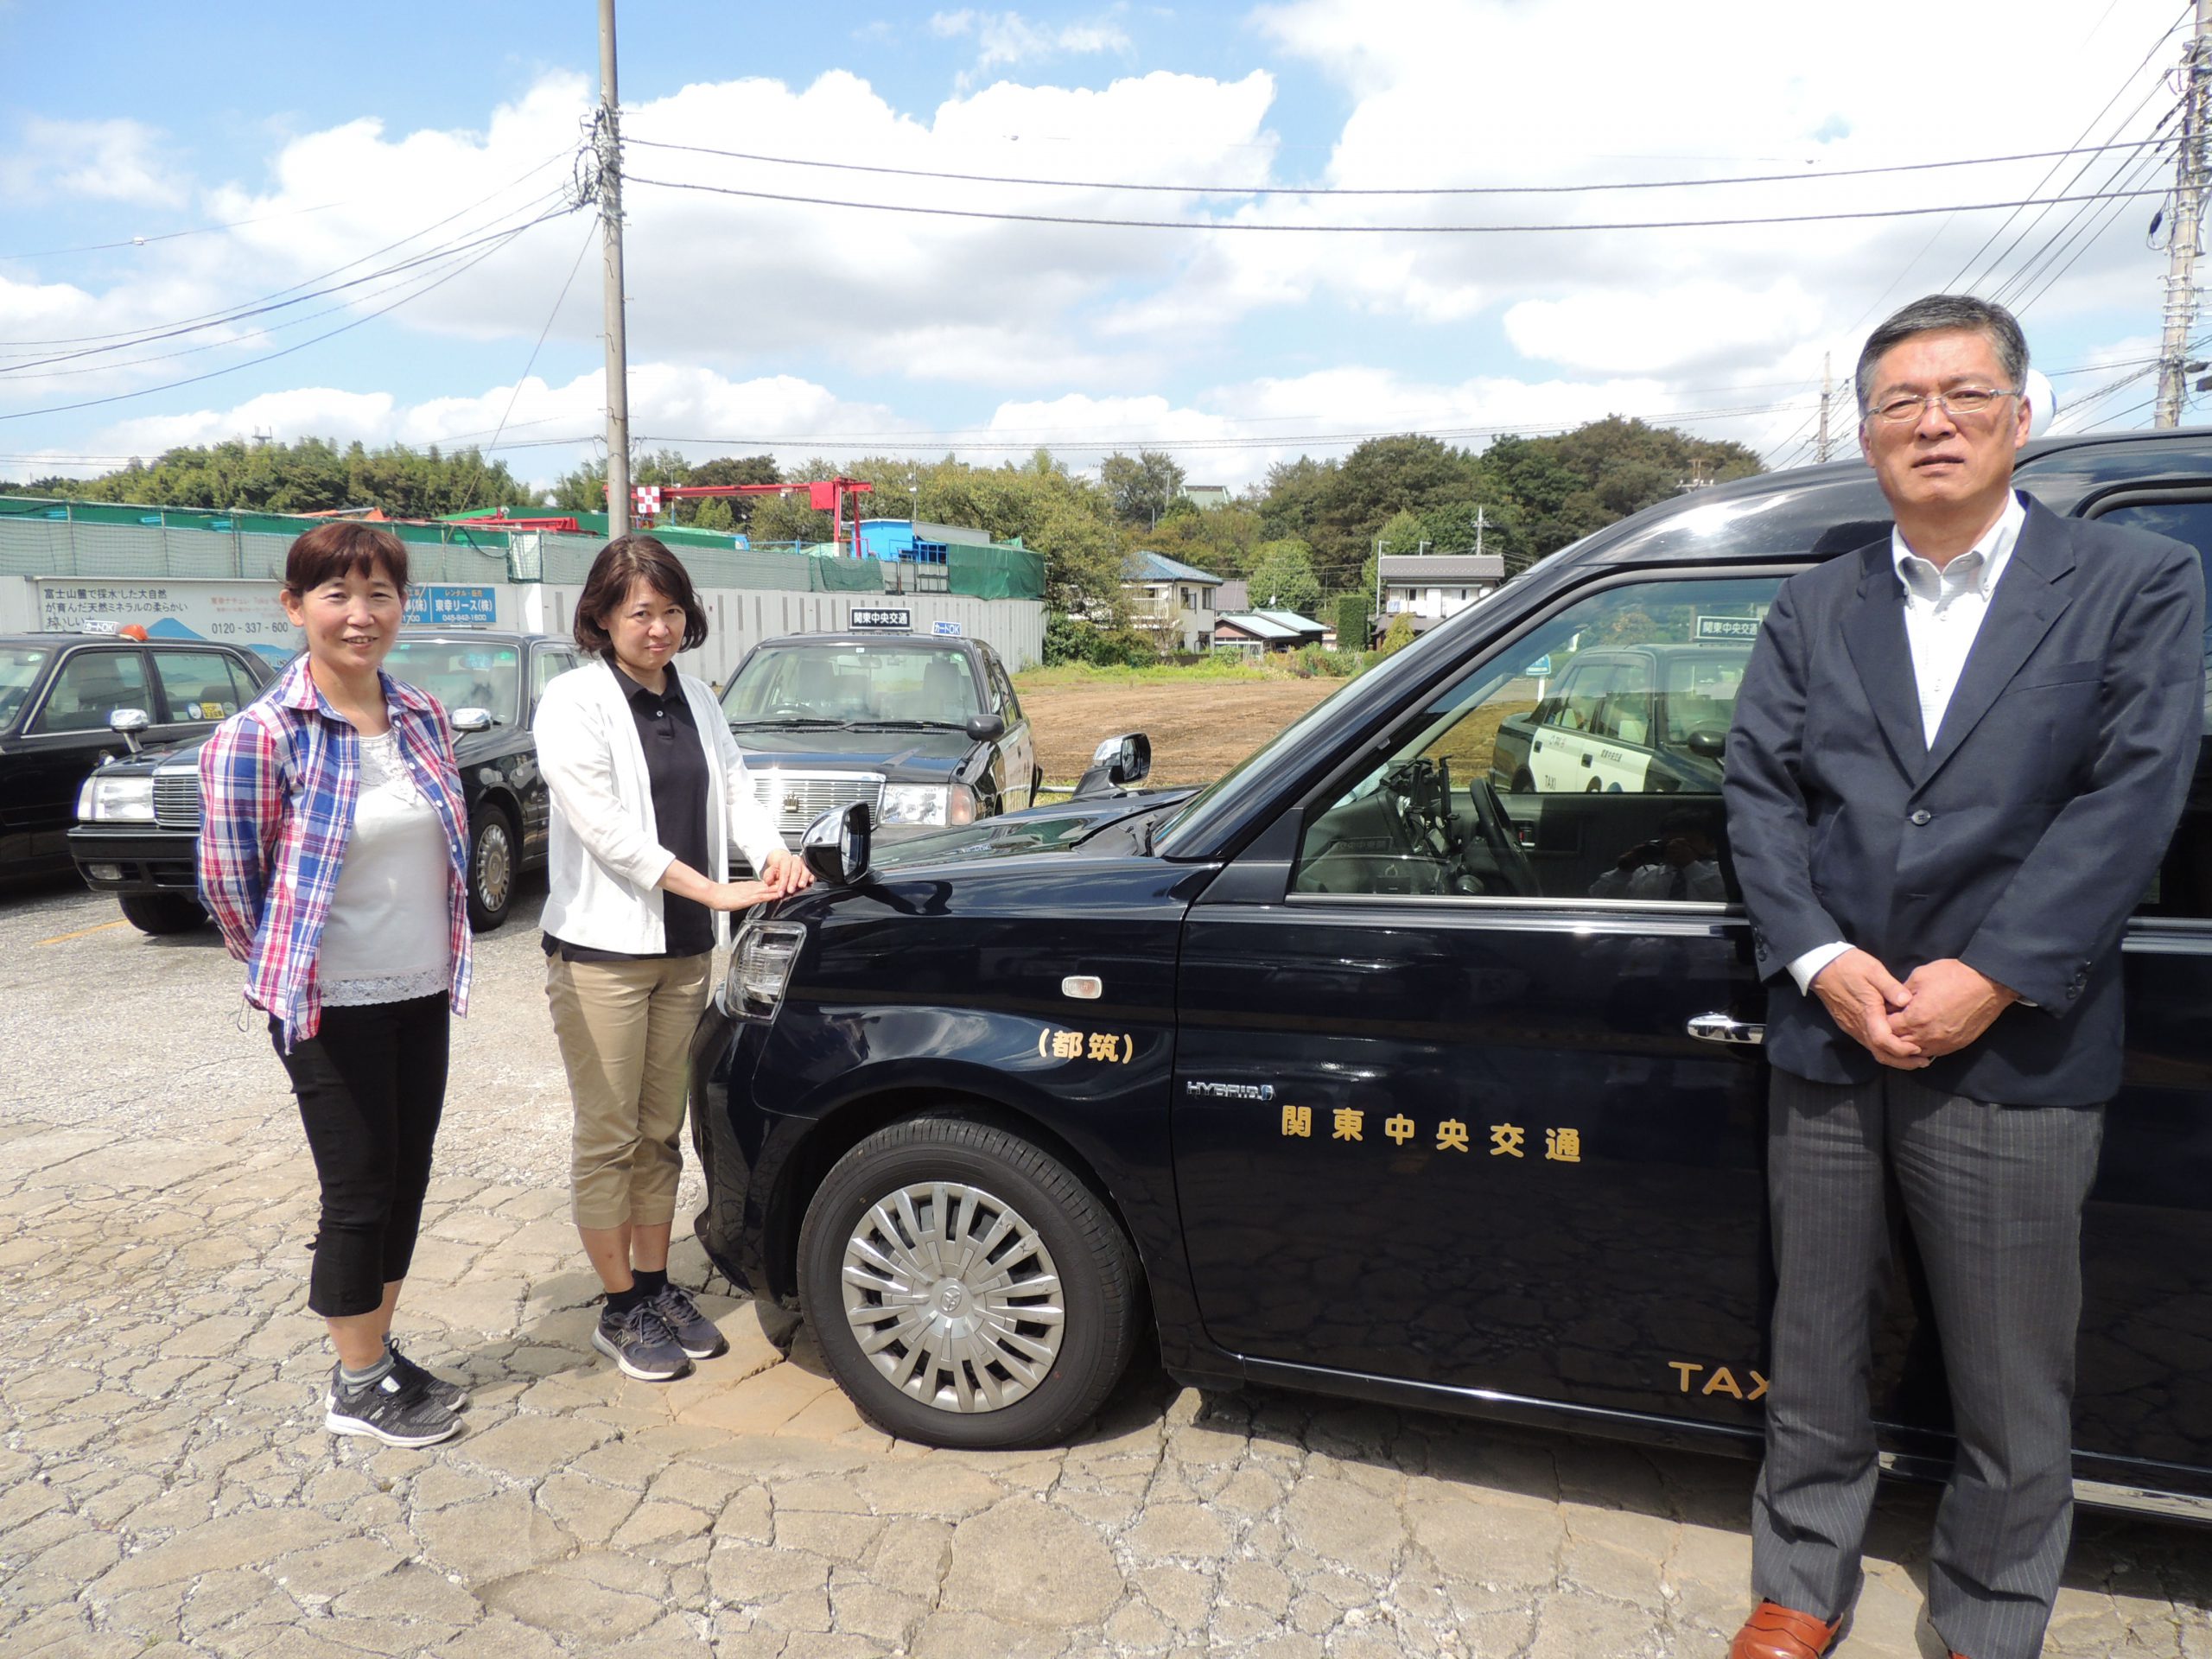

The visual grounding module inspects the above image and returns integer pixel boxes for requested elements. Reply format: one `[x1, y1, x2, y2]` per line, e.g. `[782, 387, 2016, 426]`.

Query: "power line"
[456, 223, 600, 513]
[0, 200, 348, 264]
[619, 133, 2178, 199]
[0, 149, 574, 353]
[0, 218, 557, 425]
[0, 197, 572, 376]
[626, 173, 2179, 234]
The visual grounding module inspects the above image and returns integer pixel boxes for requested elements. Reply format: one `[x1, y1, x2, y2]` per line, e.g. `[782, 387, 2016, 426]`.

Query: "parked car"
[718, 630, 1039, 842]
[2, 630, 273, 888]
[68, 629, 584, 933]
[1489, 641, 1751, 796]
[688, 428, 2212, 1523]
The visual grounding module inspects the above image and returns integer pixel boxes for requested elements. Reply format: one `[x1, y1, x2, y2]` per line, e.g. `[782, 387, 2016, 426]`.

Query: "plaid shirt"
[198, 656, 474, 1049]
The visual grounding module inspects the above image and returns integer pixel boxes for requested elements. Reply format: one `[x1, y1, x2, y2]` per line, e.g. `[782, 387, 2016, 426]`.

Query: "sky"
[0, 0, 2199, 499]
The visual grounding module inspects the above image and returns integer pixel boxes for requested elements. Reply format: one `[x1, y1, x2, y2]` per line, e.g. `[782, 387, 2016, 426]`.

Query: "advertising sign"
[931, 620, 963, 637]
[1694, 613, 1763, 642]
[849, 607, 912, 631]
[35, 579, 499, 663]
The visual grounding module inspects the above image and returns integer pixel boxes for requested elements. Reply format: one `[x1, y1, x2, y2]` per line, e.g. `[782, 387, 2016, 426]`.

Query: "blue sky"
[0, 1, 2195, 493]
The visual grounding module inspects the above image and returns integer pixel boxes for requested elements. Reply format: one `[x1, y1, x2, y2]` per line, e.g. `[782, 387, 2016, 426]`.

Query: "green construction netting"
[948, 543, 1046, 600]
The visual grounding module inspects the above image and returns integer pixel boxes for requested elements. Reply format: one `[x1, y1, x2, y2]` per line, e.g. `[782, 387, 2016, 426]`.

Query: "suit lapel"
[1918, 498, 2076, 786]
[1840, 538, 1929, 779]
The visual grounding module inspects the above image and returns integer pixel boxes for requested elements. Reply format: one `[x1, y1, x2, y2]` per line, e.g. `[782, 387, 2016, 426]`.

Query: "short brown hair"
[283, 521, 409, 596]
[573, 534, 709, 658]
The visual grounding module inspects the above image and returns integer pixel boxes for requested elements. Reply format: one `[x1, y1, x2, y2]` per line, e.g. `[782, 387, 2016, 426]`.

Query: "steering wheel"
[1465, 777, 1540, 896]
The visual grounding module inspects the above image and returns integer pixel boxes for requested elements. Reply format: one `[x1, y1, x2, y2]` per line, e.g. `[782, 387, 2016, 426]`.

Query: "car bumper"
[67, 824, 199, 893]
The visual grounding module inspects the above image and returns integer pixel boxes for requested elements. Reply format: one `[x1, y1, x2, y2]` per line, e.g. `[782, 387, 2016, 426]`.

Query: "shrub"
[1378, 613, 1419, 657]
[1045, 614, 1160, 667]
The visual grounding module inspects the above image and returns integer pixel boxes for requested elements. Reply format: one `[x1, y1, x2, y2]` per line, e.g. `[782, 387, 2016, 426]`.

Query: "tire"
[466, 806, 517, 932]
[118, 893, 207, 935]
[1510, 768, 1534, 793]
[797, 1116, 1142, 1449]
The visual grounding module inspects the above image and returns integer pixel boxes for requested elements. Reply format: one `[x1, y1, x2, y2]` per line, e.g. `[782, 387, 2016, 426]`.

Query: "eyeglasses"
[1866, 387, 2020, 424]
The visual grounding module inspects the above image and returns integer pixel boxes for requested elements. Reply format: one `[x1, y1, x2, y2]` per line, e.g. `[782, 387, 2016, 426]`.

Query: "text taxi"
[689, 429, 2212, 1521]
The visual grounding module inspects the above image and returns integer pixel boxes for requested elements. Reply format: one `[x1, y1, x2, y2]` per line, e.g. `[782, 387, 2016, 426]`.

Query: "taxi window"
[149, 650, 251, 722]
[29, 648, 149, 734]
[1291, 575, 1779, 904]
[2084, 497, 2212, 921]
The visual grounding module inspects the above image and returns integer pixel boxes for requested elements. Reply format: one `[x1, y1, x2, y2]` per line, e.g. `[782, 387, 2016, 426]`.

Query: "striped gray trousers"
[1751, 1067, 2104, 1659]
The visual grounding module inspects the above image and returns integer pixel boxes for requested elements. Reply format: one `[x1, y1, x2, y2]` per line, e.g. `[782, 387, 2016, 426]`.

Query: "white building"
[1376, 552, 1505, 637]
[1121, 550, 1224, 653]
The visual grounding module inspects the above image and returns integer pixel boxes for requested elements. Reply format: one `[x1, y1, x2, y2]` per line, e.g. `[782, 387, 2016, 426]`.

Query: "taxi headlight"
[78, 774, 155, 822]
[880, 783, 949, 825]
[728, 920, 808, 1020]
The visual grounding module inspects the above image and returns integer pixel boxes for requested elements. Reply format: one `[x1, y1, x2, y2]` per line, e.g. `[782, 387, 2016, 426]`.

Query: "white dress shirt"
[1785, 492, 2025, 994]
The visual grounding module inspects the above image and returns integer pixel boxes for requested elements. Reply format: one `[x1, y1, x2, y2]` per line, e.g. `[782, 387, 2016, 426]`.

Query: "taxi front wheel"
[797, 1116, 1142, 1449]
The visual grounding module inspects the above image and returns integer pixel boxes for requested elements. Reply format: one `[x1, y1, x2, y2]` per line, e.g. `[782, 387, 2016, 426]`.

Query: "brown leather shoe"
[1728, 1601, 1843, 1659]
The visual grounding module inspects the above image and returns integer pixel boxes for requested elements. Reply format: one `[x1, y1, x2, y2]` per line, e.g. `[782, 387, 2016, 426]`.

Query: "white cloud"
[930, 10, 1133, 69]
[0, 117, 181, 205]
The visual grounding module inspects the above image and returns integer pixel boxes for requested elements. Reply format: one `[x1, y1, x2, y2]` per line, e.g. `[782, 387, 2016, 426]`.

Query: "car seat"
[918, 657, 973, 722]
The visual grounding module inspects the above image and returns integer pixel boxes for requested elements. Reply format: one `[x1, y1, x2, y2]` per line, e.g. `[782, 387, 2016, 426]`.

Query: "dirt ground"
[1018, 675, 1344, 785]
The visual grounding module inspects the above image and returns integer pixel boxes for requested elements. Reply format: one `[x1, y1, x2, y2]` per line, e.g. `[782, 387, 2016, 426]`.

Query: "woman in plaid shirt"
[198, 523, 475, 1450]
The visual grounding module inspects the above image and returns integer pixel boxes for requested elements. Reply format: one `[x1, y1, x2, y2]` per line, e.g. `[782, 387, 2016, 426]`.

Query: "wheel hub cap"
[838, 1179, 1066, 1414]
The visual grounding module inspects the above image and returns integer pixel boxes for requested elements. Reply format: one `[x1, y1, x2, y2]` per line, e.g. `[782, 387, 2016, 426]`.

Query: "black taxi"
[1, 630, 271, 883]
[68, 629, 584, 933]
[689, 430, 2212, 1521]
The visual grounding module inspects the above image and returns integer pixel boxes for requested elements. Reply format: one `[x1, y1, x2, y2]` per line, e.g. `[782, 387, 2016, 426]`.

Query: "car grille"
[747, 771, 884, 837]
[154, 772, 204, 830]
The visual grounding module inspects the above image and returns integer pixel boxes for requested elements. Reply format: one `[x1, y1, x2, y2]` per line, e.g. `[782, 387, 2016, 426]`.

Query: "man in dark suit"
[1721, 294, 2204, 1659]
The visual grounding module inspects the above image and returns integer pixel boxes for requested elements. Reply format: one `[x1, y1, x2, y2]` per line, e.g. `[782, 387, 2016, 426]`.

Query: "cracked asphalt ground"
[3, 873, 2208, 1659]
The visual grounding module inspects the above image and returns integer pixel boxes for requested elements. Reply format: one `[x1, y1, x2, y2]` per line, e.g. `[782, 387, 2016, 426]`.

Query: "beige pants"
[545, 952, 713, 1230]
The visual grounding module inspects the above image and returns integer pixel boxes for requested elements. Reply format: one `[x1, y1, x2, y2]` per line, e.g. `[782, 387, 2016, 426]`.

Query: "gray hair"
[1854, 294, 2029, 416]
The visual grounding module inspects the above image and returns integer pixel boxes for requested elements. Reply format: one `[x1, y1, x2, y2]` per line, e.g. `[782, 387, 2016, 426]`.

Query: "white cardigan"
[533, 659, 789, 954]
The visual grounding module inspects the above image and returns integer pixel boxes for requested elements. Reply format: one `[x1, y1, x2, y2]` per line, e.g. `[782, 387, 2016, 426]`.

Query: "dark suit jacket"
[1723, 492, 2204, 1106]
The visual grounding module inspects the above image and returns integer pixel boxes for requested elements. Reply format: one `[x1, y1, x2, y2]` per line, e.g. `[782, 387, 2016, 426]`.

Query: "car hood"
[734, 725, 976, 780]
[866, 789, 1198, 872]
[78, 736, 208, 779]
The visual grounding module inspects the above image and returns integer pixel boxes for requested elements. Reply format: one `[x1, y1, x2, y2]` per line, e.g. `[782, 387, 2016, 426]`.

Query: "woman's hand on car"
[759, 849, 816, 897]
[707, 879, 778, 912]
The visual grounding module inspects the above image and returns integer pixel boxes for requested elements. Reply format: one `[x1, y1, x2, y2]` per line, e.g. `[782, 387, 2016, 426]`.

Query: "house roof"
[1124, 550, 1224, 585]
[1215, 611, 1324, 641]
[1214, 578, 1250, 611]
[1378, 552, 1504, 582]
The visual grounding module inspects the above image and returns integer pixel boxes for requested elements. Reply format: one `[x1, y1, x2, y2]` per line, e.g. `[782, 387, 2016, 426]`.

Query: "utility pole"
[1471, 505, 1487, 560]
[2158, 0, 2212, 429]
[597, 0, 632, 533]
[1815, 353, 1834, 463]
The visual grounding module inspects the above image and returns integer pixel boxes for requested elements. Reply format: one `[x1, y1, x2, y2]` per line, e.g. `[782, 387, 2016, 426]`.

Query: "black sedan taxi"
[689, 429, 2212, 1522]
[2, 630, 271, 885]
[69, 629, 584, 933]
[719, 629, 1039, 842]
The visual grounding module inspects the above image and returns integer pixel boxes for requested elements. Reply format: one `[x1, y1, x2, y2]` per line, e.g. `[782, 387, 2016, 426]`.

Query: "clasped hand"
[1809, 949, 2017, 1070]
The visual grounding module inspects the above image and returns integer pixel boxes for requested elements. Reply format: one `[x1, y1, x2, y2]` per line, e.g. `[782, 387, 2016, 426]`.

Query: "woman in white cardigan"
[534, 535, 813, 1382]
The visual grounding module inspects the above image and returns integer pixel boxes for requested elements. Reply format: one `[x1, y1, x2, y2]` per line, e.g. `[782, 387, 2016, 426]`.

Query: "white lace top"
[319, 730, 452, 1007]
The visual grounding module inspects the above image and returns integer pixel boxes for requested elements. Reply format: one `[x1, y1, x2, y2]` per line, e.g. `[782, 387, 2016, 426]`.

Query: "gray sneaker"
[593, 1301, 694, 1382]
[647, 1282, 729, 1360]
[384, 1338, 469, 1412]
[325, 1367, 462, 1447]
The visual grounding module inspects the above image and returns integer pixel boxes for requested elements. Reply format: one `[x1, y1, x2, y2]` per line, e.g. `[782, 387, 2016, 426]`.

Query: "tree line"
[6, 419, 1764, 641]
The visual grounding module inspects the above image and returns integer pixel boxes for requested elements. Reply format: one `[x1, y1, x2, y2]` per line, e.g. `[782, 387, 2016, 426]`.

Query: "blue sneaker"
[647, 1282, 729, 1360]
[593, 1300, 694, 1382]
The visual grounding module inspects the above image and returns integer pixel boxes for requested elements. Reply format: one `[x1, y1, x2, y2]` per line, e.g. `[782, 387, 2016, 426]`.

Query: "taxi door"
[1528, 655, 1652, 793]
[1172, 572, 1787, 1429]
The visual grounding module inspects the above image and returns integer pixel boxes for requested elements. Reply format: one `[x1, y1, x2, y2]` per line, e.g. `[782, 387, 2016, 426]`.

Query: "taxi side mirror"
[964, 713, 1006, 741]
[107, 707, 150, 756]
[1071, 732, 1151, 798]
[450, 707, 494, 734]
[802, 801, 873, 887]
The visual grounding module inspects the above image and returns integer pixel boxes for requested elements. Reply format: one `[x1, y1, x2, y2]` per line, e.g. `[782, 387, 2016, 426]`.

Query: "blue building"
[854, 518, 1001, 565]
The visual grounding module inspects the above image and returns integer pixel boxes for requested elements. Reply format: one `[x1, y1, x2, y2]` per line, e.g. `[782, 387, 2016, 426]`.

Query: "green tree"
[1379, 613, 1419, 656]
[1247, 539, 1323, 615]
[1098, 449, 1186, 527]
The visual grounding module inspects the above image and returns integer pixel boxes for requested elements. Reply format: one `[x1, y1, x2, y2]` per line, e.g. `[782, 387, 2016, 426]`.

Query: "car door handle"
[1687, 1014, 1764, 1046]
[1580, 753, 1593, 767]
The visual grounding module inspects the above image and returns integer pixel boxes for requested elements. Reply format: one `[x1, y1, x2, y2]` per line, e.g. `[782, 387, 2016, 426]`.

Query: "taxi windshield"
[0, 645, 51, 728]
[385, 639, 521, 724]
[723, 644, 981, 727]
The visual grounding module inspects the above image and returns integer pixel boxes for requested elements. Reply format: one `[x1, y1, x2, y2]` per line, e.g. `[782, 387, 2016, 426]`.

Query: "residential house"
[1213, 609, 1329, 656]
[1180, 483, 1232, 510]
[1122, 550, 1224, 653]
[1375, 552, 1506, 639]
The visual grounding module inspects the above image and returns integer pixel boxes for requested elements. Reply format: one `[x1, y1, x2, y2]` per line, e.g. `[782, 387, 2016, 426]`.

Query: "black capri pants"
[271, 993, 450, 1318]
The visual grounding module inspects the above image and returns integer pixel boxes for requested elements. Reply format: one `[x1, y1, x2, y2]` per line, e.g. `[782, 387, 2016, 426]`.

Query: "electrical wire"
[0, 149, 574, 353]
[618, 133, 2179, 199]
[454, 224, 599, 514]
[626, 173, 2178, 234]
[0, 200, 348, 264]
[0, 216, 557, 425]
